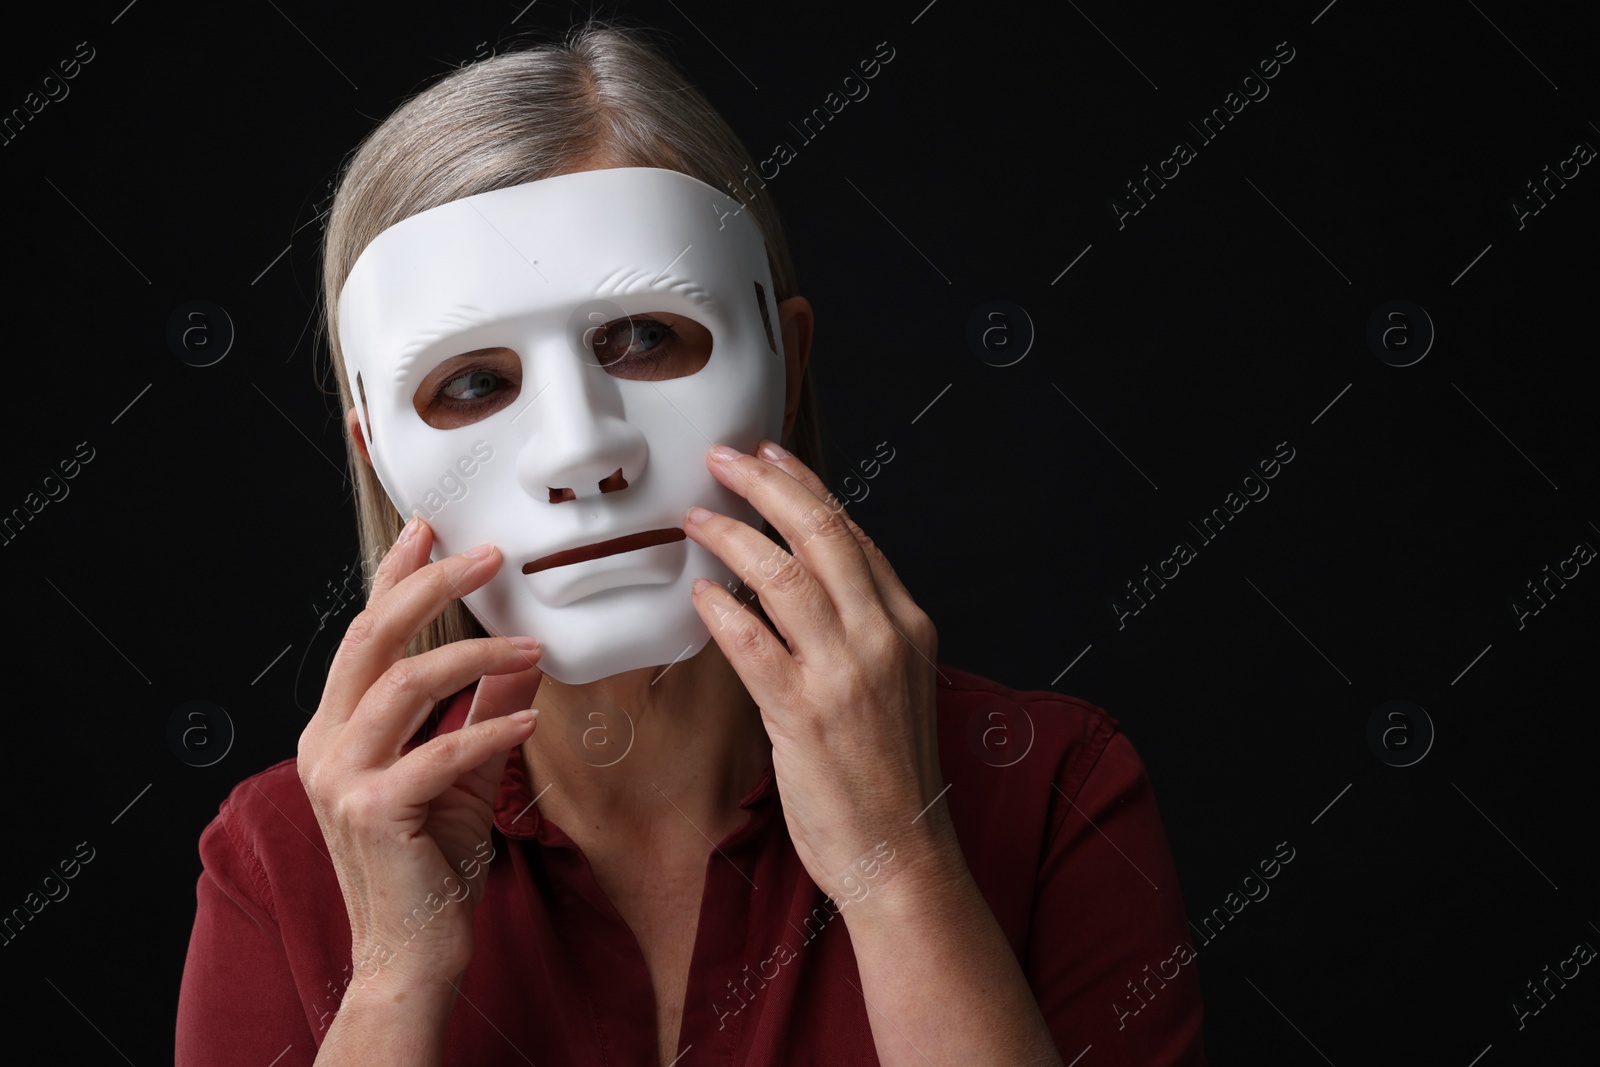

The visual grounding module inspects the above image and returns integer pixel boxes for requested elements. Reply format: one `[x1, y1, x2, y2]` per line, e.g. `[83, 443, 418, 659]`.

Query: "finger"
[754, 440, 925, 625]
[690, 579, 794, 710]
[702, 445, 881, 628]
[342, 637, 542, 764]
[384, 711, 540, 815]
[683, 507, 840, 654]
[463, 658, 545, 729]
[370, 513, 434, 603]
[312, 512, 436, 726]
[318, 542, 508, 727]
[748, 441, 940, 675]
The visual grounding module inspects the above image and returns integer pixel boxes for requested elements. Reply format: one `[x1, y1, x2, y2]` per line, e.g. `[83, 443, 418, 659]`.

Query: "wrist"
[836, 829, 972, 934]
[321, 971, 458, 1064]
[349, 920, 474, 991]
[343, 961, 461, 1009]
[336, 966, 457, 1036]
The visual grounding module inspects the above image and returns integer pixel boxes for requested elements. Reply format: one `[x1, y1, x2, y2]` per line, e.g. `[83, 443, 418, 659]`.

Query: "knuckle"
[729, 619, 768, 658]
[296, 726, 317, 768]
[305, 765, 351, 815]
[794, 468, 830, 497]
[799, 504, 849, 541]
[297, 739, 332, 794]
[427, 726, 467, 762]
[910, 610, 938, 648]
[711, 600, 763, 652]
[339, 610, 381, 653]
[757, 553, 805, 592]
[740, 457, 775, 485]
[338, 780, 387, 829]
[864, 619, 902, 658]
[375, 659, 421, 701]
[370, 542, 399, 584]
[709, 597, 744, 633]
[902, 613, 937, 654]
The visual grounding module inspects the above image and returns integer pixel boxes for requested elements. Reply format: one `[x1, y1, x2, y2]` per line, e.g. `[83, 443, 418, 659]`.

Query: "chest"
[440, 825, 890, 1064]
[642, 906, 701, 1067]
[597, 866, 708, 1067]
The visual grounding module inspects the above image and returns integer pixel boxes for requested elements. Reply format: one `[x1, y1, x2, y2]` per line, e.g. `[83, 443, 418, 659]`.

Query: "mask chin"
[469, 555, 724, 685]
[534, 612, 714, 687]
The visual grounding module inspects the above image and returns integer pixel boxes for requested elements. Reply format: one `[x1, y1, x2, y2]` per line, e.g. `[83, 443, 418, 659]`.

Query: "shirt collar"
[429, 683, 779, 843]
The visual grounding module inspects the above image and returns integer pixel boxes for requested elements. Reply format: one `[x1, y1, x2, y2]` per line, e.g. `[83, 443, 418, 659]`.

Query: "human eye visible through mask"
[416, 347, 523, 428]
[412, 310, 714, 430]
[587, 311, 713, 381]
[440, 367, 507, 402]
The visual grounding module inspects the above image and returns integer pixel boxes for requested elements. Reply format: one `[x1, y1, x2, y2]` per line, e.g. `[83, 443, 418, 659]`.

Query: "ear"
[776, 295, 813, 445]
[345, 406, 373, 468]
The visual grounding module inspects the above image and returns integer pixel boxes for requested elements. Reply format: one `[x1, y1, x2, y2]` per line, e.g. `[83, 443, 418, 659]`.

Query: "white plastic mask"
[338, 167, 787, 684]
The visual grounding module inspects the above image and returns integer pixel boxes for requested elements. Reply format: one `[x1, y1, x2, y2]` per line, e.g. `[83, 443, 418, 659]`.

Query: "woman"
[177, 20, 1207, 1066]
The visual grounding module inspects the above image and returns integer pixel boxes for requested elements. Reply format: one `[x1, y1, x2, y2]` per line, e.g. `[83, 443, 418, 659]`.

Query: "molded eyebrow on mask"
[595, 266, 717, 311]
[395, 305, 496, 386]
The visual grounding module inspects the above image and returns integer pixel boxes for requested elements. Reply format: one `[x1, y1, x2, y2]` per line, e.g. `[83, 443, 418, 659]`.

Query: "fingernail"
[398, 514, 421, 545]
[686, 506, 715, 525]
[509, 636, 541, 652]
[709, 444, 742, 463]
[464, 542, 494, 559]
[757, 440, 790, 461]
[509, 709, 539, 725]
[692, 577, 713, 594]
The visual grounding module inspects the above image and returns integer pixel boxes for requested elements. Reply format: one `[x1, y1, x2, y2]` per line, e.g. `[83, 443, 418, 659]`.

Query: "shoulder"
[195, 757, 326, 922]
[184, 759, 356, 1050]
[933, 661, 1128, 807]
[931, 664, 1155, 938]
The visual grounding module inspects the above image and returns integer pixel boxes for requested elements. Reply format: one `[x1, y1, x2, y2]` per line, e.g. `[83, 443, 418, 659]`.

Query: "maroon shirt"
[176, 665, 1207, 1065]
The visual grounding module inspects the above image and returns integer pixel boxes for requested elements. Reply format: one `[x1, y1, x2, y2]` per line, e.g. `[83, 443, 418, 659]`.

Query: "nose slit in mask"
[547, 468, 628, 504]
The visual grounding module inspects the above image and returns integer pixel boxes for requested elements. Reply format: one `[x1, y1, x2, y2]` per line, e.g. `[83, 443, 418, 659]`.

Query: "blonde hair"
[318, 20, 823, 658]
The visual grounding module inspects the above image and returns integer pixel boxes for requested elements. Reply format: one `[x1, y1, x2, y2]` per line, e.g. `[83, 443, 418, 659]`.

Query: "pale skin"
[302, 285, 1066, 1065]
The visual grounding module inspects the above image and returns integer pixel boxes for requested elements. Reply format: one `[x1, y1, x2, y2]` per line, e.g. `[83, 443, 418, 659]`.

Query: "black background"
[1, 1, 1595, 1063]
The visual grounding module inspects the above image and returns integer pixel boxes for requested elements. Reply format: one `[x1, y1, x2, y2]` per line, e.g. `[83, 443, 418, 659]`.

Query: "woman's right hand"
[297, 514, 543, 999]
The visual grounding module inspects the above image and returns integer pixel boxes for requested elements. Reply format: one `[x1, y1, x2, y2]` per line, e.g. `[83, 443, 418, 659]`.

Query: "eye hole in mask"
[409, 311, 715, 431]
[588, 311, 712, 380]
[413, 348, 524, 430]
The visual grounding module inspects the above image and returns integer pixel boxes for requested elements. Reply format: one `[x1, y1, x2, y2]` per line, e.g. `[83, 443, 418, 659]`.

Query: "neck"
[518, 640, 770, 856]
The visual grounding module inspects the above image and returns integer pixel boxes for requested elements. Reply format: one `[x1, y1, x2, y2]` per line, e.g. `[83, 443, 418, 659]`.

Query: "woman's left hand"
[682, 439, 960, 911]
